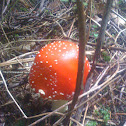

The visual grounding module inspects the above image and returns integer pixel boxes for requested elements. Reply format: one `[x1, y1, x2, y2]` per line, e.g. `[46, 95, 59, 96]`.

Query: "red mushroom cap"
[29, 41, 90, 100]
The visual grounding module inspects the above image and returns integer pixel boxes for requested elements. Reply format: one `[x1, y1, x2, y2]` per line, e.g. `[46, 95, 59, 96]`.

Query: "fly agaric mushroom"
[29, 41, 90, 101]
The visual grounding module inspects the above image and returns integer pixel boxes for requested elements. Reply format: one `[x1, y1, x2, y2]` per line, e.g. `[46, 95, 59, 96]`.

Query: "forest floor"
[0, 0, 126, 126]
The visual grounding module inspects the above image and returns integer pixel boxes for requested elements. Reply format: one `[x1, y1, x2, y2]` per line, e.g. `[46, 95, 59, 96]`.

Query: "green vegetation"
[102, 51, 110, 62]
[86, 121, 98, 126]
[93, 107, 110, 125]
[14, 34, 19, 37]
[100, 108, 110, 123]
[83, 2, 88, 7]
[20, 7, 28, 12]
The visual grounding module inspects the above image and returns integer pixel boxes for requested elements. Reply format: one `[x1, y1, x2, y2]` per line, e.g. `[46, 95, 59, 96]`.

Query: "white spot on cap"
[34, 63, 36, 65]
[46, 61, 48, 63]
[72, 50, 75, 53]
[54, 60, 57, 62]
[60, 93, 64, 95]
[70, 44, 72, 46]
[48, 96, 52, 98]
[49, 65, 52, 67]
[40, 61, 43, 63]
[53, 95, 55, 97]
[39, 89, 45, 95]
[63, 47, 66, 49]
[55, 48, 57, 50]
[58, 41, 61, 43]
[45, 77, 47, 80]
[32, 81, 34, 83]
[54, 73, 57, 75]
[38, 55, 41, 57]
[59, 50, 61, 52]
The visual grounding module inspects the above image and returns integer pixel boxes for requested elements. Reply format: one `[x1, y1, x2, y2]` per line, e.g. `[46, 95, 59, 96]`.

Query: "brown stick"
[62, 0, 86, 125]
[89, 0, 114, 77]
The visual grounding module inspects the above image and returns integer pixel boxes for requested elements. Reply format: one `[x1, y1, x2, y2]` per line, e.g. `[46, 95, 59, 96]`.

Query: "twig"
[114, 28, 126, 45]
[0, 58, 34, 67]
[0, 70, 27, 118]
[111, 9, 126, 22]
[0, 23, 11, 46]
[2, 0, 11, 14]
[55, 20, 67, 37]
[63, 0, 87, 125]
[86, 116, 116, 125]
[36, 0, 45, 16]
[74, 75, 120, 112]
[90, 0, 114, 76]
[68, 18, 76, 37]
[93, 66, 109, 87]
[0, 51, 92, 67]
[86, 0, 92, 42]
[82, 102, 89, 125]
[7, 51, 38, 61]
[109, 84, 119, 120]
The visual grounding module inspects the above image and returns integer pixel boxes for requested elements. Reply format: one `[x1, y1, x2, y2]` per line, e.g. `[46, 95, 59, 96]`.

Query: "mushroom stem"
[51, 100, 68, 112]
